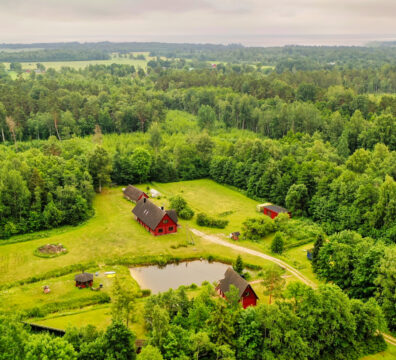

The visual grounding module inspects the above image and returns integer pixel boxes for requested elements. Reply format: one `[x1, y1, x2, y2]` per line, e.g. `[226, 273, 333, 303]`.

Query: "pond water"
[129, 261, 230, 294]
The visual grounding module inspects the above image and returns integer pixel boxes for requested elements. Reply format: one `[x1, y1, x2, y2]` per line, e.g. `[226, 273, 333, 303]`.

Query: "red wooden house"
[216, 268, 258, 309]
[262, 204, 291, 219]
[123, 185, 149, 203]
[132, 198, 178, 236]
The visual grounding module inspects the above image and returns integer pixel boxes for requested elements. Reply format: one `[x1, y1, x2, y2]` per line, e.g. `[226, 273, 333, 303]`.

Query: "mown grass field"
[0, 182, 277, 287]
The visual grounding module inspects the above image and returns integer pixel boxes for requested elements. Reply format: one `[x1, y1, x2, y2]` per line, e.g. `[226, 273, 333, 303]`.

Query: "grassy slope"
[0, 189, 269, 287]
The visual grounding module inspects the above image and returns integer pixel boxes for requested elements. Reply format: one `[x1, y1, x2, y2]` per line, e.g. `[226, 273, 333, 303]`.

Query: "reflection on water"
[129, 261, 230, 294]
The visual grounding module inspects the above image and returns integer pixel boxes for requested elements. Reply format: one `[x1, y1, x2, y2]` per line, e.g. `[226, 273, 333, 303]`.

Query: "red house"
[132, 198, 178, 236]
[123, 185, 149, 203]
[216, 268, 258, 309]
[262, 204, 291, 219]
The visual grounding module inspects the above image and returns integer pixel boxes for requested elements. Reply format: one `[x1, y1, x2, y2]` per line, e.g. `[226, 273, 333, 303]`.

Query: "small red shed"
[262, 204, 291, 219]
[123, 185, 149, 203]
[216, 268, 258, 309]
[132, 198, 178, 236]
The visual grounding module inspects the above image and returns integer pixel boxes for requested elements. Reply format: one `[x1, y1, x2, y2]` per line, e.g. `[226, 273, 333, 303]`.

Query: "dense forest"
[0, 44, 395, 358]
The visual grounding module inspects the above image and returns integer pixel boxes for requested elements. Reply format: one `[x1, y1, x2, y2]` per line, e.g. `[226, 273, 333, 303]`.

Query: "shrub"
[196, 212, 228, 229]
[271, 232, 285, 254]
[179, 207, 194, 220]
[242, 216, 275, 240]
[141, 289, 151, 297]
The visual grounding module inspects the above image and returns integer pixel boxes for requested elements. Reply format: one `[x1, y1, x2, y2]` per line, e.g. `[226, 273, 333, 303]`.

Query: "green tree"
[137, 345, 163, 360]
[197, 105, 216, 130]
[112, 278, 137, 327]
[375, 246, 396, 331]
[88, 146, 112, 193]
[102, 321, 136, 360]
[233, 255, 244, 275]
[261, 265, 285, 304]
[25, 334, 77, 360]
[130, 148, 152, 184]
[285, 183, 309, 216]
[270, 232, 284, 254]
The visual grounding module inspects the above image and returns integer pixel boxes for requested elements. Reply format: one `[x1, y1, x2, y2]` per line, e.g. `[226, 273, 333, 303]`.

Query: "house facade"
[132, 198, 178, 236]
[216, 268, 258, 309]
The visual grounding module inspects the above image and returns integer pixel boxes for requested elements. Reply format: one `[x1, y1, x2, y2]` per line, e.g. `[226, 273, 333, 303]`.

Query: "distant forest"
[2, 41, 396, 70]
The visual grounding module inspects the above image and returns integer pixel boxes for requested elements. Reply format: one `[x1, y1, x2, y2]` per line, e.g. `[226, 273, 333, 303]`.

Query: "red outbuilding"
[123, 185, 149, 203]
[75, 272, 93, 288]
[132, 198, 178, 236]
[216, 268, 258, 309]
[262, 204, 291, 219]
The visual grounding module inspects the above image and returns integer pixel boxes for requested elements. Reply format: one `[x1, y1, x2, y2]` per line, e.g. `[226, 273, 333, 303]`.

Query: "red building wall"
[153, 214, 177, 236]
[263, 208, 291, 219]
[241, 286, 257, 308]
[136, 214, 177, 236]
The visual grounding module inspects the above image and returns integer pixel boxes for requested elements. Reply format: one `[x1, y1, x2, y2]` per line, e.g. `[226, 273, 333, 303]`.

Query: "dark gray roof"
[264, 204, 289, 213]
[132, 199, 177, 230]
[166, 210, 178, 224]
[123, 185, 147, 202]
[75, 272, 93, 282]
[218, 268, 258, 299]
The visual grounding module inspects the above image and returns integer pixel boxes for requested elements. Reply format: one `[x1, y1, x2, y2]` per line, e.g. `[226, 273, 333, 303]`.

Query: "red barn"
[123, 185, 149, 203]
[132, 198, 178, 236]
[216, 268, 258, 309]
[262, 204, 291, 219]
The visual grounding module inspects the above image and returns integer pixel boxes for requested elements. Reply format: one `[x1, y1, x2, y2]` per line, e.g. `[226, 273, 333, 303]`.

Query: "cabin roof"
[166, 210, 178, 224]
[75, 272, 93, 282]
[123, 185, 146, 202]
[218, 268, 258, 299]
[263, 204, 289, 214]
[132, 198, 177, 231]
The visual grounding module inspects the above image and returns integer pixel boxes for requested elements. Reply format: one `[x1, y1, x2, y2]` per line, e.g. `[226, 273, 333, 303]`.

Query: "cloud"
[0, 0, 395, 44]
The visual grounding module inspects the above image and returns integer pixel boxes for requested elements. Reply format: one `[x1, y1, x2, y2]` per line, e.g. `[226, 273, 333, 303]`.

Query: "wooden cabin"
[75, 272, 94, 288]
[132, 198, 178, 236]
[123, 185, 149, 203]
[216, 268, 258, 309]
[262, 204, 291, 219]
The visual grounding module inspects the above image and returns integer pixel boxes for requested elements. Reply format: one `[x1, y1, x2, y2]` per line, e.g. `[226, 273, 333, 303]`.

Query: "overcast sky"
[1, 0, 395, 45]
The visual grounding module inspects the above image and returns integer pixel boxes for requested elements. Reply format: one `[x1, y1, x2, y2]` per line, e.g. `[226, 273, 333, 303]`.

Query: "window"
[163, 220, 168, 224]
[158, 228, 163, 233]
[169, 226, 174, 231]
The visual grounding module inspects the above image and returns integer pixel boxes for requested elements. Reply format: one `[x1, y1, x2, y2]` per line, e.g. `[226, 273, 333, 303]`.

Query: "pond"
[129, 260, 230, 294]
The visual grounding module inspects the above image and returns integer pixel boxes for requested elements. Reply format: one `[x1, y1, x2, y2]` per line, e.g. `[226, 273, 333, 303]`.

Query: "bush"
[271, 232, 285, 254]
[242, 216, 275, 240]
[179, 207, 194, 220]
[141, 289, 151, 297]
[196, 212, 228, 229]
[169, 195, 195, 219]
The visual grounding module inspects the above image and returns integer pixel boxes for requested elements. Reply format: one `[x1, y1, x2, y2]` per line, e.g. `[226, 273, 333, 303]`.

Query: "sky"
[1, 0, 396, 46]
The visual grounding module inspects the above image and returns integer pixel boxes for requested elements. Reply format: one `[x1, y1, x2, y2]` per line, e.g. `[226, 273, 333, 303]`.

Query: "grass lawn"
[0, 181, 278, 287]
[361, 344, 396, 360]
[0, 265, 134, 314]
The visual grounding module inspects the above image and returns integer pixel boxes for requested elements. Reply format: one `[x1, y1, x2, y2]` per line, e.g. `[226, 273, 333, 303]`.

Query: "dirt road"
[191, 228, 396, 346]
[190, 229, 317, 288]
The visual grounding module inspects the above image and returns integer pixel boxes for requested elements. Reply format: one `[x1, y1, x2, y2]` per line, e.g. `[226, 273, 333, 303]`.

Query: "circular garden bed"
[34, 243, 68, 258]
